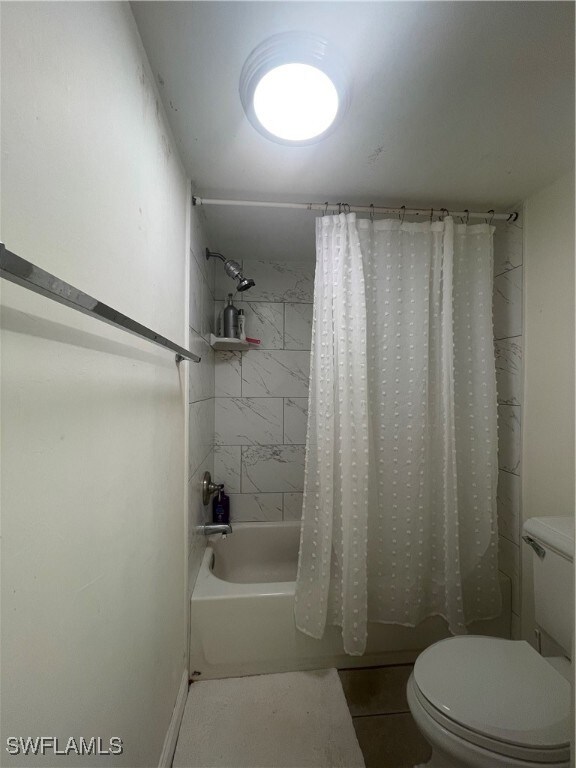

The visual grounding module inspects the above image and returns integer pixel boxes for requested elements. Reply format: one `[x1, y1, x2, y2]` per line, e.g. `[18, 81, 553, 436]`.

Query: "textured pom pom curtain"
[295, 213, 501, 655]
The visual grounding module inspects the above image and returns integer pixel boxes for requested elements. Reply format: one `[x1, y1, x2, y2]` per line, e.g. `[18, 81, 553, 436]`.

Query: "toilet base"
[413, 747, 467, 768]
[414, 752, 468, 768]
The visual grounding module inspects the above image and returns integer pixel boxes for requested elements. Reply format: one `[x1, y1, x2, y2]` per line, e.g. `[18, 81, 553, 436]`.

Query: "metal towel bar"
[0, 244, 200, 364]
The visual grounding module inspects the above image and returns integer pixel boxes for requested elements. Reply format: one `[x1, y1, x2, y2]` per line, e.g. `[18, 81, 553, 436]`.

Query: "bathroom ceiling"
[132, 1, 574, 261]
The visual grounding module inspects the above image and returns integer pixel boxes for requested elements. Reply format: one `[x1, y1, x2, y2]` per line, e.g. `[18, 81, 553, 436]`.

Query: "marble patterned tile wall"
[493, 215, 524, 638]
[214, 259, 314, 523]
[188, 206, 215, 592]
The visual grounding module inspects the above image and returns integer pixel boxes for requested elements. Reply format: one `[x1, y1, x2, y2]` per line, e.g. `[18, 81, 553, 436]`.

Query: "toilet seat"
[412, 636, 571, 764]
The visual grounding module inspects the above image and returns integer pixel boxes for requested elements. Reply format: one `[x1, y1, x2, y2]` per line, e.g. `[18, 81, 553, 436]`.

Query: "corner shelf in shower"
[210, 334, 249, 351]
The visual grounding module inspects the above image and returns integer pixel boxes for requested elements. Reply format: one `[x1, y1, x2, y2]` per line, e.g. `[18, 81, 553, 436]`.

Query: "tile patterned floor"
[338, 665, 432, 768]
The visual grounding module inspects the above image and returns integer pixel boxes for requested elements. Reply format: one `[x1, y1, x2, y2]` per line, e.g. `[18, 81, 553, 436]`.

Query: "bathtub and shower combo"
[189, 522, 511, 680]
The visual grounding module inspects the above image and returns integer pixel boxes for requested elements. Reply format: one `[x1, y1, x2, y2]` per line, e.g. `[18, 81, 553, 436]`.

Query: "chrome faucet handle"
[202, 471, 223, 506]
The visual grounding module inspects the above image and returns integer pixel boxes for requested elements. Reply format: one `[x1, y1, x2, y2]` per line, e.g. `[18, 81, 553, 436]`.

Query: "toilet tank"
[523, 516, 574, 655]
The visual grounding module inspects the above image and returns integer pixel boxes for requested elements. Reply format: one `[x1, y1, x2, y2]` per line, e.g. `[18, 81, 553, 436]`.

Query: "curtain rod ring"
[370, 204, 375, 222]
[324, 202, 329, 216]
[429, 208, 434, 222]
[485, 209, 495, 224]
[399, 205, 406, 224]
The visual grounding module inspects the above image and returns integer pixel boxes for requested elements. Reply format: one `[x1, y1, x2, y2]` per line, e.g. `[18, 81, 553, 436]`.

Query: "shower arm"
[205, 249, 227, 264]
[206, 248, 241, 278]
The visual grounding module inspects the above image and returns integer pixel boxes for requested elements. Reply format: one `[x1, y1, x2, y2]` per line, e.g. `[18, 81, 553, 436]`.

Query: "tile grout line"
[351, 711, 411, 719]
[494, 333, 522, 341]
[494, 264, 523, 279]
[499, 467, 521, 477]
[498, 531, 521, 547]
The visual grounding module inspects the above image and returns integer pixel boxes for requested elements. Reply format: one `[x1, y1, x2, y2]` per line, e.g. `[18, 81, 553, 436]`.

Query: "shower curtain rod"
[192, 197, 518, 222]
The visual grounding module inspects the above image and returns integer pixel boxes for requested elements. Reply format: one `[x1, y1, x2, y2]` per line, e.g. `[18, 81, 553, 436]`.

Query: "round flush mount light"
[253, 63, 339, 141]
[240, 32, 349, 145]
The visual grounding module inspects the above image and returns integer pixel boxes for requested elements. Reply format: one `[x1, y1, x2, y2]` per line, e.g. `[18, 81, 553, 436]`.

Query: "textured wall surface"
[1, 4, 190, 765]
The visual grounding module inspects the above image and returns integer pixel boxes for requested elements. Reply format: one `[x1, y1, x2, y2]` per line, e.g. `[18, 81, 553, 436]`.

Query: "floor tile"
[353, 713, 432, 768]
[339, 665, 413, 716]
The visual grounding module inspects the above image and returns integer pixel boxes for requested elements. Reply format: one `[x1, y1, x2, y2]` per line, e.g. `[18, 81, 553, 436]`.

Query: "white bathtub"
[189, 522, 511, 679]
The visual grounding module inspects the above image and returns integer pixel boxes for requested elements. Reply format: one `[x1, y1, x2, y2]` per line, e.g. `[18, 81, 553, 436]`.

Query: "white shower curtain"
[295, 213, 501, 656]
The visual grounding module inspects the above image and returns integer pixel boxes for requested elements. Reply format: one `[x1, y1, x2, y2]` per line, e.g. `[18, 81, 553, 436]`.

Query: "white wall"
[1, 4, 190, 765]
[521, 172, 575, 642]
[522, 172, 575, 520]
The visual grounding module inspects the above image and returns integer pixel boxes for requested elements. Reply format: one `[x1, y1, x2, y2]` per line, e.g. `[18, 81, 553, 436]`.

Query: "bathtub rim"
[193, 521, 301, 600]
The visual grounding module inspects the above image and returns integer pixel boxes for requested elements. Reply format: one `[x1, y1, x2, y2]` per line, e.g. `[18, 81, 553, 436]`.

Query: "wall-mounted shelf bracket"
[210, 333, 249, 351]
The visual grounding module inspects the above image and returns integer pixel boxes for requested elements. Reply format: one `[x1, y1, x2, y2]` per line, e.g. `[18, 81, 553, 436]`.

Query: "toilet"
[407, 517, 574, 768]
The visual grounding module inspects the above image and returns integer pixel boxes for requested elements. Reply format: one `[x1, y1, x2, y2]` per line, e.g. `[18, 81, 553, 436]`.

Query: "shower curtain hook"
[399, 205, 406, 224]
[344, 203, 351, 214]
[464, 209, 470, 224]
[369, 204, 375, 222]
[429, 208, 434, 222]
[338, 203, 342, 215]
[485, 209, 495, 224]
[324, 202, 329, 216]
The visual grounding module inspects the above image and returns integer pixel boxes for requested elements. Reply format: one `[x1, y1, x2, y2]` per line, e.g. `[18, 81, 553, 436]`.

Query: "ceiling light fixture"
[240, 32, 349, 145]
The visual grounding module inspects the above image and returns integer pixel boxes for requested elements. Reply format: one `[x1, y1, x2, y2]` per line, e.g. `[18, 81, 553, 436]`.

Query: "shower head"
[236, 276, 256, 292]
[206, 249, 255, 292]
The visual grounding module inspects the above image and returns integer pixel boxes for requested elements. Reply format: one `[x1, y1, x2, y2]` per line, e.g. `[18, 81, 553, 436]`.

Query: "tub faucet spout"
[198, 523, 233, 536]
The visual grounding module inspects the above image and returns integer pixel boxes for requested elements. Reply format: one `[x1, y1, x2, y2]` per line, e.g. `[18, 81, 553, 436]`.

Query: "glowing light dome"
[240, 32, 349, 145]
[253, 63, 339, 142]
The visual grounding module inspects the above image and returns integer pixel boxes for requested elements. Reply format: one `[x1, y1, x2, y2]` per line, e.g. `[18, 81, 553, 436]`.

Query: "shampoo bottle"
[237, 308, 246, 341]
[223, 293, 238, 338]
[212, 488, 230, 525]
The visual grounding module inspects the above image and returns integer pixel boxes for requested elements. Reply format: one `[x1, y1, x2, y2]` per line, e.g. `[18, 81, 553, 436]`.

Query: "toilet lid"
[413, 636, 570, 749]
